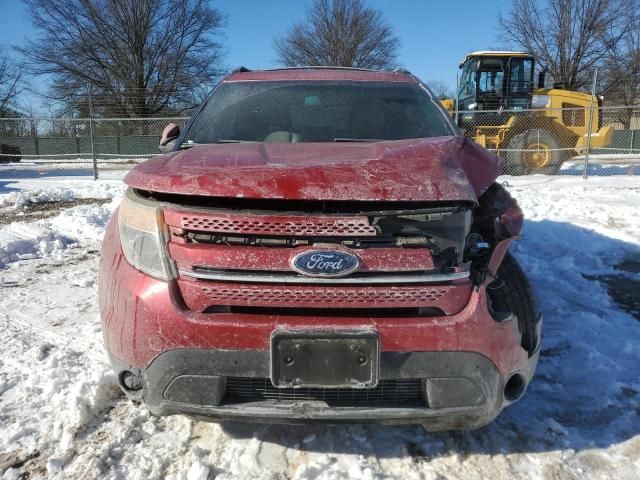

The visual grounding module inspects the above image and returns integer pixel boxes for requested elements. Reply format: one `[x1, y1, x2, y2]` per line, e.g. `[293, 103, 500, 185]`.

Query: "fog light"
[120, 370, 143, 391]
[504, 373, 525, 402]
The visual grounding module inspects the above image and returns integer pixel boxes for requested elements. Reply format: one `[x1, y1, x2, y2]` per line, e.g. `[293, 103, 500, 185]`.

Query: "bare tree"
[600, 12, 640, 106]
[427, 80, 455, 99]
[19, 0, 226, 117]
[0, 47, 23, 116]
[498, 0, 634, 90]
[274, 0, 400, 70]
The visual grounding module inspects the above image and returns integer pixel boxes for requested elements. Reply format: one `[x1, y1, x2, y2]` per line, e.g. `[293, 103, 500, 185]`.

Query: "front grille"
[177, 277, 469, 314]
[166, 211, 377, 236]
[164, 203, 472, 312]
[225, 377, 425, 407]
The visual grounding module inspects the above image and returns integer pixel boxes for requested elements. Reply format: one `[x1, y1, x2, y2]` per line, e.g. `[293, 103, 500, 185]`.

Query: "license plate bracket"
[271, 331, 379, 388]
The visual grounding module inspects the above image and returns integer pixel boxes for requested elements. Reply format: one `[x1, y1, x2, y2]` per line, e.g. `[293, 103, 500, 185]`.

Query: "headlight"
[118, 189, 174, 280]
[531, 95, 550, 109]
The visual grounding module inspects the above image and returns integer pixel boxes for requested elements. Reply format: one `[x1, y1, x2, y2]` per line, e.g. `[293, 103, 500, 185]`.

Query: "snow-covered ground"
[0, 175, 639, 479]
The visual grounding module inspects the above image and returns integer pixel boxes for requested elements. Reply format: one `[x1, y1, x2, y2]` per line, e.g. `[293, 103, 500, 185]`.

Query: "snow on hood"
[124, 136, 503, 203]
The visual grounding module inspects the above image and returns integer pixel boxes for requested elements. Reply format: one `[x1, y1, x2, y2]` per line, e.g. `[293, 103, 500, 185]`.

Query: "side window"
[508, 59, 533, 94]
[562, 103, 585, 126]
[458, 61, 476, 100]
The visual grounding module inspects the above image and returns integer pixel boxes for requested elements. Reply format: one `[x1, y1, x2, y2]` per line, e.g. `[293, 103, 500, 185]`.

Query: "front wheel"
[504, 129, 565, 175]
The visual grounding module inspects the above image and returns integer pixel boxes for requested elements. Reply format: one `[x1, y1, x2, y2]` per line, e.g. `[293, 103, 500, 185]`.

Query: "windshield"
[185, 81, 454, 144]
[458, 59, 477, 102]
[478, 69, 504, 94]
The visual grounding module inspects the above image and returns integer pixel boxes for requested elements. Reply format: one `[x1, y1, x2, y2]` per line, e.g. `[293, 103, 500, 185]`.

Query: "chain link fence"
[455, 105, 640, 176]
[1, 105, 640, 179]
[0, 117, 188, 179]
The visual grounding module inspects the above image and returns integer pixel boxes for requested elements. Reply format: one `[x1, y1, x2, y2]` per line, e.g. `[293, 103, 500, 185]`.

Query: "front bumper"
[109, 348, 539, 429]
[99, 216, 540, 428]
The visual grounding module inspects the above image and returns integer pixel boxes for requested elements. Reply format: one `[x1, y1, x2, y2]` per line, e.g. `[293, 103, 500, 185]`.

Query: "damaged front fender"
[469, 182, 524, 285]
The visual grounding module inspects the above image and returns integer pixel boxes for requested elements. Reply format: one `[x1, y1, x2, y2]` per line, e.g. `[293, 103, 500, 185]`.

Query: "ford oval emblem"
[291, 249, 360, 277]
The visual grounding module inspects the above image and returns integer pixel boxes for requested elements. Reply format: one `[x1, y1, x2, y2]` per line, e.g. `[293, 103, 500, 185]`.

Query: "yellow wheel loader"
[442, 51, 613, 174]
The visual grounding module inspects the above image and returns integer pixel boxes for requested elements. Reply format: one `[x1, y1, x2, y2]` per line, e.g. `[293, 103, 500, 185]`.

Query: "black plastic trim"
[107, 349, 539, 429]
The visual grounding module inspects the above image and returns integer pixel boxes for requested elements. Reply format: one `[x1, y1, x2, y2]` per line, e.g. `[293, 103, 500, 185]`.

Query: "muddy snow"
[0, 175, 639, 479]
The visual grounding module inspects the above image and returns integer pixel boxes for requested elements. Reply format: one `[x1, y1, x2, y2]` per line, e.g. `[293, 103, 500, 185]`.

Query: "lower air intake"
[225, 377, 425, 407]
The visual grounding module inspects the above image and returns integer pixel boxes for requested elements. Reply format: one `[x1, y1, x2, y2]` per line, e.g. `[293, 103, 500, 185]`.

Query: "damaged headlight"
[373, 207, 472, 263]
[118, 188, 174, 280]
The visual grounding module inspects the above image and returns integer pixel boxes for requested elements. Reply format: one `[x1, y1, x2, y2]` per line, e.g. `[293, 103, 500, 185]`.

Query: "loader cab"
[458, 52, 535, 116]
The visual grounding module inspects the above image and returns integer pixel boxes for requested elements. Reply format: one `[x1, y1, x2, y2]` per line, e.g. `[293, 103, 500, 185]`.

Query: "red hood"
[124, 137, 502, 203]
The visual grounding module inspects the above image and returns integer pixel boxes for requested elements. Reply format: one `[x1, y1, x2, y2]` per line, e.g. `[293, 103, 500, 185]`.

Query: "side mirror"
[159, 123, 180, 153]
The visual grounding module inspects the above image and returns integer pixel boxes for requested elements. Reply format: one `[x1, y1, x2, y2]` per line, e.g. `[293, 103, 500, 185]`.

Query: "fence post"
[88, 84, 98, 180]
[583, 69, 598, 180]
[31, 118, 39, 156]
[455, 71, 460, 125]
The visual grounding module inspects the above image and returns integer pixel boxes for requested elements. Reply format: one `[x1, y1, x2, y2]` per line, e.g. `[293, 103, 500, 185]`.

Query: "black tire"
[504, 129, 564, 175]
[487, 253, 540, 355]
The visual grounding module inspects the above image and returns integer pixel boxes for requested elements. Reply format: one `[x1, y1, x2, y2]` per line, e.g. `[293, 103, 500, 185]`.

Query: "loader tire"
[505, 129, 565, 175]
[487, 253, 540, 355]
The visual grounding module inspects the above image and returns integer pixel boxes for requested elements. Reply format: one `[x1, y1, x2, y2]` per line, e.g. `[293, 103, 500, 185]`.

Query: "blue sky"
[0, 0, 509, 110]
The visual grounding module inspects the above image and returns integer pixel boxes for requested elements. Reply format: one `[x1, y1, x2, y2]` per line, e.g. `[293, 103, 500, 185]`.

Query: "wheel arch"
[502, 115, 579, 149]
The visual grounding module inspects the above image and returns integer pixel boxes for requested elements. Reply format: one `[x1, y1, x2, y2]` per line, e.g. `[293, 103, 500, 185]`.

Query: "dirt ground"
[0, 198, 109, 225]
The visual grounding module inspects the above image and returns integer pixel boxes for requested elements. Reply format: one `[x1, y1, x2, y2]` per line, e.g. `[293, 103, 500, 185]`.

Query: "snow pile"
[503, 175, 640, 242]
[0, 180, 124, 268]
[0, 181, 123, 209]
[50, 202, 120, 243]
[560, 160, 640, 176]
[0, 201, 118, 268]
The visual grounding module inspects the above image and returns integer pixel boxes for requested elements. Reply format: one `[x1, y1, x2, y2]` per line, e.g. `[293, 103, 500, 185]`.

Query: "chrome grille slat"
[180, 269, 469, 284]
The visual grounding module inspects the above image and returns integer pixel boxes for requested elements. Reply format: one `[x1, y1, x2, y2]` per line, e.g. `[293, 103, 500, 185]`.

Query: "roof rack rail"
[265, 66, 380, 72]
[228, 65, 414, 75]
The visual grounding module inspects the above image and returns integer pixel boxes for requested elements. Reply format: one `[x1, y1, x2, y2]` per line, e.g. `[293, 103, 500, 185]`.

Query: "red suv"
[99, 67, 541, 429]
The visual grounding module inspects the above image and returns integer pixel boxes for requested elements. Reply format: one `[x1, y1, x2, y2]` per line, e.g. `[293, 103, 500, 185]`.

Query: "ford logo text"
[290, 250, 360, 277]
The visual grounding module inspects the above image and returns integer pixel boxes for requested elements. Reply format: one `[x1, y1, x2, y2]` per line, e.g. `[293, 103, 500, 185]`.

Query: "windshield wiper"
[333, 138, 382, 142]
[179, 141, 202, 149]
[179, 139, 245, 149]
